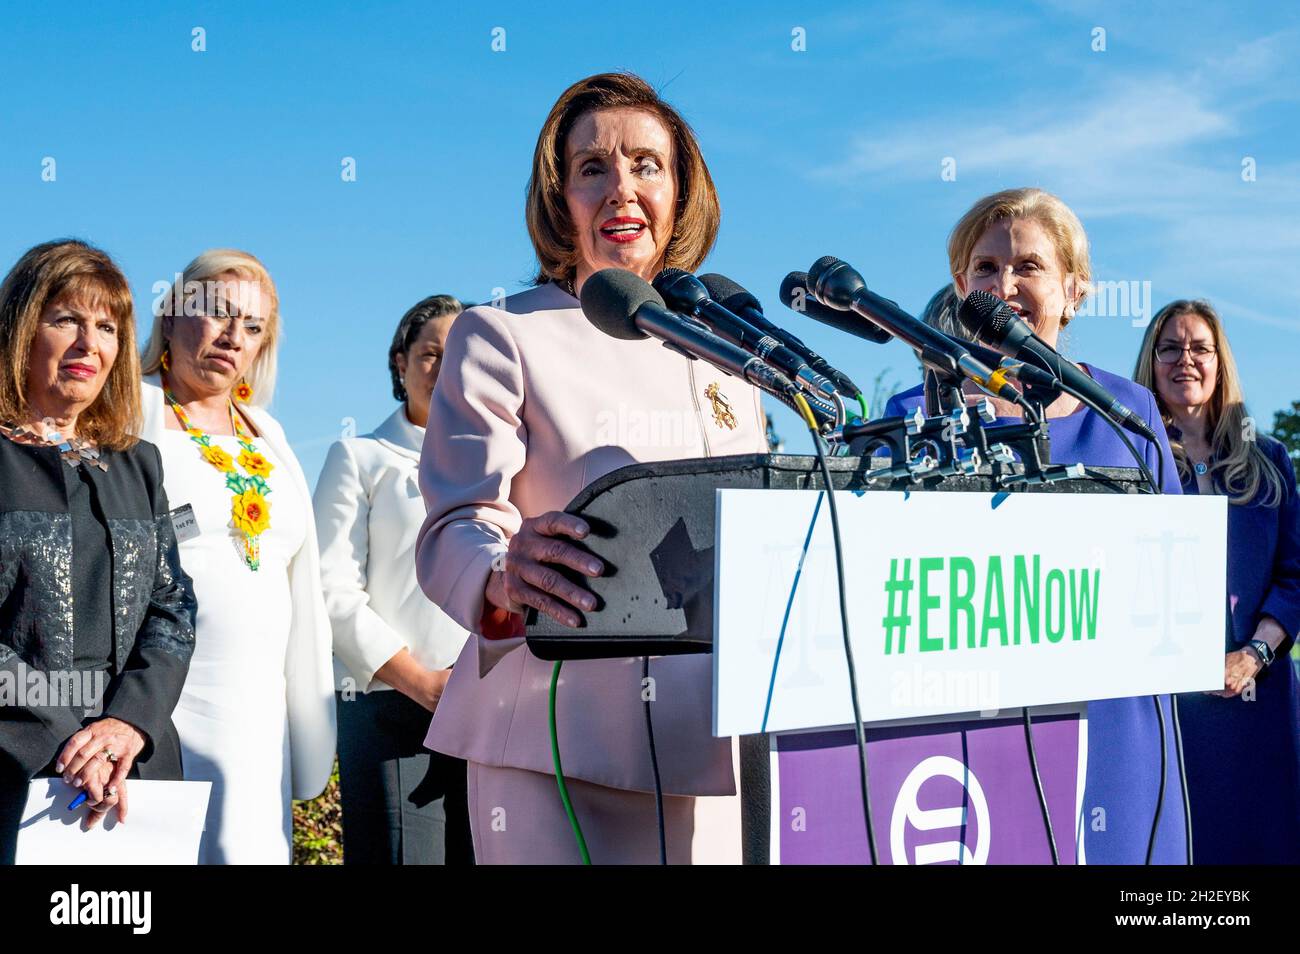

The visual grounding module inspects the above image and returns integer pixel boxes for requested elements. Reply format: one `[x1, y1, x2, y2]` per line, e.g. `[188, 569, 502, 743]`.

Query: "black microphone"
[782, 274, 1061, 394]
[802, 257, 1028, 405]
[957, 289, 1159, 443]
[779, 271, 892, 344]
[698, 272, 866, 401]
[579, 269, 837, 428]
[653, 269, 841, 408]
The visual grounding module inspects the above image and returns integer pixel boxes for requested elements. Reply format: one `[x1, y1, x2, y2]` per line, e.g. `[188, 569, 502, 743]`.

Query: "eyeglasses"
[198, 312, 267, 336]
[1154, 343, 1216, 364]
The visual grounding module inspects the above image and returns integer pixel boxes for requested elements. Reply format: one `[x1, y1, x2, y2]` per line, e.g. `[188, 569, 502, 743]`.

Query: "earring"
[160, 349, 171, 372]
[234, 380, 254, 403]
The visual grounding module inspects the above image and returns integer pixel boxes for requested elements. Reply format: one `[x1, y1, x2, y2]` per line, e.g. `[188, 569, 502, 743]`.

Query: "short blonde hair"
[1134, 299, 1284, 507]
[141, 249, 281, 406]
[948, 188, 1092, 326]
[0, 239, 142, 450]
[525, 71, 721, 286]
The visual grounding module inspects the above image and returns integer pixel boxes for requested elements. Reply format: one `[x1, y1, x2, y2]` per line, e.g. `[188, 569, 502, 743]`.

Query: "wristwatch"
[1246, 639, 1275, 669]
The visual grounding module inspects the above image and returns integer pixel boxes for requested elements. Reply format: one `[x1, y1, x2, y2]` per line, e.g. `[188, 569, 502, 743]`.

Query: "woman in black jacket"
[0, 239, 196, 860]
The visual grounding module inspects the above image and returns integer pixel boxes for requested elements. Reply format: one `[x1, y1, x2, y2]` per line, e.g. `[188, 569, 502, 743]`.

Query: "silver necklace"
[0, 421, 107, 470]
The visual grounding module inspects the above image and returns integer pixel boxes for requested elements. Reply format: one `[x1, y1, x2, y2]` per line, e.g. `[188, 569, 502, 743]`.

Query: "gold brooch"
[704, 383, 738, 430]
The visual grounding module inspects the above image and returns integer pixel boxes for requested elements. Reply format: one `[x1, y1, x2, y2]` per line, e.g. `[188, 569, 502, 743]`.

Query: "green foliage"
[1271, 401, 1300, 482]
[292, 759, 343, 865]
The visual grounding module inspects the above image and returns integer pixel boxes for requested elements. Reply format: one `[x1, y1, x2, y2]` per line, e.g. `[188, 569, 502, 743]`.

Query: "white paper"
[714, 489, 1228, 735]
[15, 778, 211, 865]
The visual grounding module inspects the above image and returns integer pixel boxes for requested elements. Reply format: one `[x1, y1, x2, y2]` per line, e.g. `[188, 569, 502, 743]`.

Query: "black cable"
[1021, 342, 1160, 492]
[1171, 692, 1193, 864]
[1155, 437, 1166, 492]
[1145, 694, 1169, 864]
[798, 395, 878, 864]
[1047, 375, 1182, 865]
[1008, 391, 1043, 426]
[1021, 707, 1059, 864]
[642, 655, 667, 865]
[1024, 372, 1178, 864]
[1056, 381, 1160, 494]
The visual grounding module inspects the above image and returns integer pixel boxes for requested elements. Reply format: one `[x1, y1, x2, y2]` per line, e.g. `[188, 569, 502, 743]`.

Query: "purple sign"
[775, 711, 1083, 864]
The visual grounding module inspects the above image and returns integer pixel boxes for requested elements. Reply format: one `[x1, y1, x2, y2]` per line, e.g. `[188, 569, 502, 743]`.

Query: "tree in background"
[1272, 401, 1300, 482]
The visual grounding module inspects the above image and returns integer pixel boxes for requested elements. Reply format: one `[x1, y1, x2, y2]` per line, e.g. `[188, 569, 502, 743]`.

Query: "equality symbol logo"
[890, 755, 990, 865]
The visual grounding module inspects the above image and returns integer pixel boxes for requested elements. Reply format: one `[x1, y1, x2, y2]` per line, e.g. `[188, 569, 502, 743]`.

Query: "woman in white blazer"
[314, 294, 473, 865]
[139, 249, 335, 864]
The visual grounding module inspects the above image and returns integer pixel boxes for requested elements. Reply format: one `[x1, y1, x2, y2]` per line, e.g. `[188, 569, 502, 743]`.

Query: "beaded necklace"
[163, 383, 274, 571]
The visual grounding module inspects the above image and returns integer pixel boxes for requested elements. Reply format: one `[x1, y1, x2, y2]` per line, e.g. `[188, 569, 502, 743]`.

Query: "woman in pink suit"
[416, 72, 768, 863]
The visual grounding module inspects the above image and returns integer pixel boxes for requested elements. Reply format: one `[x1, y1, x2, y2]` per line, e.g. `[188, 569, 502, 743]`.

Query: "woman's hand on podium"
[486, 511, 604, 629]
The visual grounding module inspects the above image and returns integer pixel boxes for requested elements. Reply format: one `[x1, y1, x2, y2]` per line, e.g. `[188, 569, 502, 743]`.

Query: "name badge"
[169, 504, 200, 543]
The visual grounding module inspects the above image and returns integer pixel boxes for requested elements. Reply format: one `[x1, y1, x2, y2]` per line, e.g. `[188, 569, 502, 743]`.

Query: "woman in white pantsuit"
[315, 295, 473, 865]
[417, 72, 767, 863]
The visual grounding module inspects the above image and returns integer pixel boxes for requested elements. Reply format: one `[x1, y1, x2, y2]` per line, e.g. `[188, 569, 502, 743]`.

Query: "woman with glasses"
[138, 249, 336, 864]
[1135, 299, 1300, 863]
[315, 294, 473, 864]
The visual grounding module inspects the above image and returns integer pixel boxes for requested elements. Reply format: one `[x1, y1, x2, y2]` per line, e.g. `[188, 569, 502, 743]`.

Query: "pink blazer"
[417, 282, 767, 795]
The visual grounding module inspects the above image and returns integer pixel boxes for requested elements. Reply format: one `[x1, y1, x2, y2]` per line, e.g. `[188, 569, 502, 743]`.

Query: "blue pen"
[67, 791, 88, 811]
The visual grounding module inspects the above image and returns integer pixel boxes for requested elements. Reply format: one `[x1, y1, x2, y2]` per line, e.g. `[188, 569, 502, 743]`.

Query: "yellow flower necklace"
[164, 383, 274, 571]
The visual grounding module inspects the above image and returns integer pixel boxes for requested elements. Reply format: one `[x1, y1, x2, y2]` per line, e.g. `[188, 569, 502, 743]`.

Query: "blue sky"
[3, 1, 1298, 484]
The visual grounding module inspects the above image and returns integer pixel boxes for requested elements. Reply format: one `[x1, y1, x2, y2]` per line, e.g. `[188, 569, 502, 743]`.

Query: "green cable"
[856, 393, 870, 421]
[549, 660, 591, 864]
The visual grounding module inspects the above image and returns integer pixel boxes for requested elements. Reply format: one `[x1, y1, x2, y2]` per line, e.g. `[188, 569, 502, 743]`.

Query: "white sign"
[714, 489, 1226, 736]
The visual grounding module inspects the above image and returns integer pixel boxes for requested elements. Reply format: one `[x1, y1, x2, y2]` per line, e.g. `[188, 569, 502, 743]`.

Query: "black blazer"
[0, 434, 196, 784]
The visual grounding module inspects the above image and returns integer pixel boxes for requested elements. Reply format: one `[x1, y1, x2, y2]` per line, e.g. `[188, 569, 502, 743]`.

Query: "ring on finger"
[100, 748, 118, 764]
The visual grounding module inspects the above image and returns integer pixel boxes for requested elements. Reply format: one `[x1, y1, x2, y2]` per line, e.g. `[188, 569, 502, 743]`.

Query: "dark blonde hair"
[1134, 299, 1283, 507]
[0, 240, 141, 450]
[948, 188, 1092, 327]
[525, 71, 721, 285]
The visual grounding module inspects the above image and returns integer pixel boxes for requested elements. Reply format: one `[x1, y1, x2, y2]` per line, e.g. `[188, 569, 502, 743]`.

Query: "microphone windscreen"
[698, 273, 755, 312]
[779, 271, 813, 311]
[652, 267, 692, 290]
[809, 255, 842, 282]
[780, 271, 891, 343]
[580, 268, 662, 341]
[957, 289, 1015, 341]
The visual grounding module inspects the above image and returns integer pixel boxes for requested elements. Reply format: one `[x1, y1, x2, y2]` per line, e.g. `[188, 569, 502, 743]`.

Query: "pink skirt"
[467, 761, 696, 864]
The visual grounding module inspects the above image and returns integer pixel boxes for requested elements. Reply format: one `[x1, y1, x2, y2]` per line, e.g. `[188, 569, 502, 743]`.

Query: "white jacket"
[314, 406, 469, 693]
[139, 373, 337, 801]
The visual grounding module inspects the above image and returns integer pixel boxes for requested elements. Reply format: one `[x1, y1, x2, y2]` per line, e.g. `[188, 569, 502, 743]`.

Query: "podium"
[525, 454, 1227, 864]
